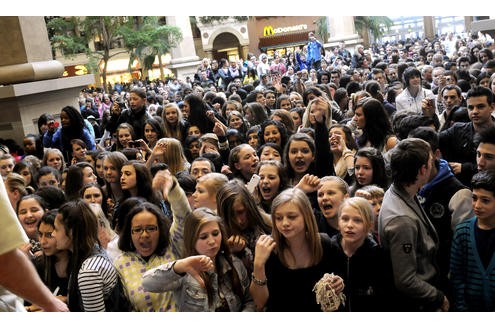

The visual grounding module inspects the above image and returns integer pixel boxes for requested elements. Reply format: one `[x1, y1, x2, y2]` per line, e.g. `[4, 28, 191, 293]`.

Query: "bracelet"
[251, 273, 267, 286]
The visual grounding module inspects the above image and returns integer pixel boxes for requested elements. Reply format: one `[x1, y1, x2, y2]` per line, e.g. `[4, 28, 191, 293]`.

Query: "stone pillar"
[166, 16, 201, 80]
[204, 50, 213, 60]
[0, 16, 64, 84]
[464, 16, 474, 33]
[241, 45, 249, 61]
[325, 16, 361, 51]
[0, 16, 94, 145]
[423, 16, 436, 40]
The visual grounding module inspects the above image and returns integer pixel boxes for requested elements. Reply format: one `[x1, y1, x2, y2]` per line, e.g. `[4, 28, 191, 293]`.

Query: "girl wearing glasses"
[114, 169, 190, 311]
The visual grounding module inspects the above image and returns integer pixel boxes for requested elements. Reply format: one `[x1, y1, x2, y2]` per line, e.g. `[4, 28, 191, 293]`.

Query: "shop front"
[250, 16, 320, 58]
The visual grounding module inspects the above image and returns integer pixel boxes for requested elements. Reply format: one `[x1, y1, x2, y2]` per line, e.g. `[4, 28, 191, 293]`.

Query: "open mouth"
[138, 240, 152, 252]
[294, 159, 307, 170]
[23, 219, 38, 227]
[322, 203, 333, 211]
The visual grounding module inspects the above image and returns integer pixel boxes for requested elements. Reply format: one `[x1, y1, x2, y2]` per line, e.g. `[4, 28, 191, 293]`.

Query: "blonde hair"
[42, 148, 66, 172]
[319, 176, 350, 196]
[88, 203, 117, 240]
[302, 97, 333, 131]
[197, 172, 228, 195]
[5, 173, 29, 197]
[162, 103, 184, 141]
[338, 197, 374, 233]
[271, 188, 322, 267]
[360, 185, 384, 199]
[156, 137, 189, 175]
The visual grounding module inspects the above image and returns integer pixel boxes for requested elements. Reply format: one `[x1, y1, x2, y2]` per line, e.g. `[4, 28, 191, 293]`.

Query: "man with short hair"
[408, 127, 473, 297]
[439, 86, 495, 187]
[371, 68, 387, 93]
[378, 138, 449, 311]
[330, 69, 341, 88]
[435, 85, 467, 131]
[421, 65, 433, 89]
[476, 125, 495, 171]
[457, 56, 471, 72]
[189, 157, 215, 181]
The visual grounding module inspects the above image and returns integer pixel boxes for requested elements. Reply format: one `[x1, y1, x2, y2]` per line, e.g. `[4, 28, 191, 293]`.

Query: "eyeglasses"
[131, 225, 158, 235]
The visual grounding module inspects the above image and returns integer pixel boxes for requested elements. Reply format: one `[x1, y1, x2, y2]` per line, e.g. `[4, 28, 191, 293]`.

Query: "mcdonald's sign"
[264, 25, 275, 37]
[263, 24, 308, 37]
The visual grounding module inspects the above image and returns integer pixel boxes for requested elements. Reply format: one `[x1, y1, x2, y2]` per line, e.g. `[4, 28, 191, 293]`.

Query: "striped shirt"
[78, 255, 118, 312]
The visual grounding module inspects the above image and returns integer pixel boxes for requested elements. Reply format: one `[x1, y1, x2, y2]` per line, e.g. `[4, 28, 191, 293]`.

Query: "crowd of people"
[1, 30, 495, 312]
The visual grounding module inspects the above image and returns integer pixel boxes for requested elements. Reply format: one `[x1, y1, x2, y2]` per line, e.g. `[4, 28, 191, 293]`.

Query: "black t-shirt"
[475, 223, 495, 269]
[265, 234, 337, 312]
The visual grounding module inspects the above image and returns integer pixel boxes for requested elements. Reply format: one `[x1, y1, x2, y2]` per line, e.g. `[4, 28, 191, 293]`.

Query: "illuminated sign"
[263, 24, 308, 37]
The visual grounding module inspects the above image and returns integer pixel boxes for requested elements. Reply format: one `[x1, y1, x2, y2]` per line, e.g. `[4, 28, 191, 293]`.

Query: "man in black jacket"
[439, 86, 495, 187]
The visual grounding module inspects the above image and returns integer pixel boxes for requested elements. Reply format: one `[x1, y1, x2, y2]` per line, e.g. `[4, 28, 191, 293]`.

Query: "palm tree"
[120, 17, 182, 80]
[354, 16, 393, 47]
[315, 17, 329, 42]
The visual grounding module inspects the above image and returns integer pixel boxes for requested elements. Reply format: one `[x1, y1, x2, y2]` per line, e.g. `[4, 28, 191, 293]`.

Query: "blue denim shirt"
[142, 254, 255, 312]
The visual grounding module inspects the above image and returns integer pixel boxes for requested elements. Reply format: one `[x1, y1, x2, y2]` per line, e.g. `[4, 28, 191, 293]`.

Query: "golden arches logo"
[263, 26, 275, 37]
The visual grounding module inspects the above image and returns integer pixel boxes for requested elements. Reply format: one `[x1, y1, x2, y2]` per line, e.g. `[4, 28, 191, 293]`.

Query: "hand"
[152, 169, 174, 197]
[107, 198, 115, 214]
[295, 174, 321, 193]
[221, 165, 232, 175]
[26, 295, 68, 312]
[19, 243, 33, 259]
[175, 255, 215, 288]
[206, 110, 216, 122]
[329, 274, 345, 294]
[354, 189, 371, 200]
[40, 295, 69, 312]
[227, 235, 247, 253]
[311, 97, 327, 123]
[421, 98, 435, 117]
[151, 140, 167, 157]
[448, 162, 462, 175]
[440, 296, 449, 312]
[329, 134, 345, 153]
[200, 142, 219, 156]
[134, 139, 147, 150]
[254, 234, 276, 266]
[213, 122, 226, 137]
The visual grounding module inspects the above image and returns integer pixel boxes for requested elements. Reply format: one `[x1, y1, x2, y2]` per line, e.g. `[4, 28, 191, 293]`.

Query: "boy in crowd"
[450, 170, 495, 311]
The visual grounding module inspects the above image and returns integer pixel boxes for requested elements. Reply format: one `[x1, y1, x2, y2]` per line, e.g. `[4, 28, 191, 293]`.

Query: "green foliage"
[354, 16, 393, 39]
[198, 16, 248, 24]
[119, 16, 183, 76]
[46, 17, 87, 57]
[315, 17, 328, 41]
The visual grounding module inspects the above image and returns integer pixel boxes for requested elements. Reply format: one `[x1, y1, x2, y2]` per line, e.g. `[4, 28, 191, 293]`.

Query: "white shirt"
[395, 87, 434, 114]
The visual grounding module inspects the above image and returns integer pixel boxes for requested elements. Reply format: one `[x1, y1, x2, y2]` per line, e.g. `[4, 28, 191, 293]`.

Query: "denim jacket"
[142, 254, 255, 312]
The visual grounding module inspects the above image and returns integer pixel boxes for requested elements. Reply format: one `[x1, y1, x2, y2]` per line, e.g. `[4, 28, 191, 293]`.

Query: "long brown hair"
[271, 188, 323, 267]
[183, 208, 243, 307]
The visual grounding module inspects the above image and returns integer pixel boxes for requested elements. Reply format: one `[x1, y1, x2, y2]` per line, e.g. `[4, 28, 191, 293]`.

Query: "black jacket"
[439, 121, 478, 187]
[106, 105, 152, 141]
[328, 234, 394, 311]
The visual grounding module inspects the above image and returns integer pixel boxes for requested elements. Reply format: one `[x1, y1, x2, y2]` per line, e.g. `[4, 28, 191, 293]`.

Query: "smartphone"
[246, 174, 261, 194]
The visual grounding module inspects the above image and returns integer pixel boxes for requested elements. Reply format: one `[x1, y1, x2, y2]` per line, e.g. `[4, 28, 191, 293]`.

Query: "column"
[166, 16, 201, 80]
[325, 16, 361, 50]
[423, 17, 435, 41]
[0, 16, 94, 145]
